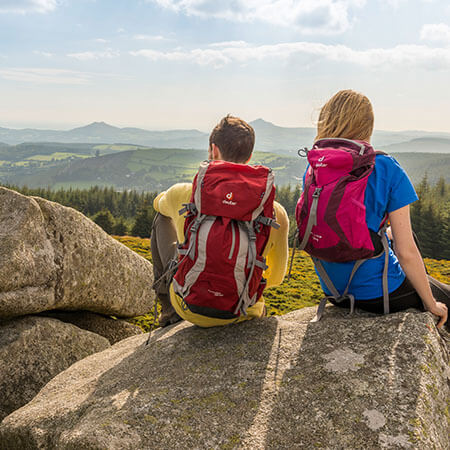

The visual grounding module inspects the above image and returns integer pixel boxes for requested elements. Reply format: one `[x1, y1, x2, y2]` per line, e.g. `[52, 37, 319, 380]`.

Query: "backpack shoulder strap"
[298, 187, 322, 252]
[251, 168, 275, 220]
[192, 160, 211, 211]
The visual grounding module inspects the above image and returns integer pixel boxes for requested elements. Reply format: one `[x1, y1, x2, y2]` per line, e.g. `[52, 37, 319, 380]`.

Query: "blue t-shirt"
[305, 154, 419, 300]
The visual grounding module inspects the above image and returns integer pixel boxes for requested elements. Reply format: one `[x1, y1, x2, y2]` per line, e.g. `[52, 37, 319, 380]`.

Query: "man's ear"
[211, 143, 223, 161]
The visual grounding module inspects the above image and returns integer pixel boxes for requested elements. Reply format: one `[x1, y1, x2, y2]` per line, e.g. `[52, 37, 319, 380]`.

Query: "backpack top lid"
[308, 138, 375, 186]
[191, 160, 275, 222]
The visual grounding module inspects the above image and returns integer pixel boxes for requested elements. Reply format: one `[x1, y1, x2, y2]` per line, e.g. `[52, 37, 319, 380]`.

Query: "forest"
[3, 175, 449, 260]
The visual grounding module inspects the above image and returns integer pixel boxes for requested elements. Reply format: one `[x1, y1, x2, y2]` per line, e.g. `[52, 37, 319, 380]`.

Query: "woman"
[306, 90, 449, 328]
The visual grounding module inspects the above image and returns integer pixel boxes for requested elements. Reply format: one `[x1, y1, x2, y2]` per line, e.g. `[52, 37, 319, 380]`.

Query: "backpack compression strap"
[311, 257, 358, 322]
[311, 223, 390, 322]
[233, 220, 270, 316]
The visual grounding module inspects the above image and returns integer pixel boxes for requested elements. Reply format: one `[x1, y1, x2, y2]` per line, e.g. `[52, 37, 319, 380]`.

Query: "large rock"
[0, 315, 110, 422]
[0, 188, 56, 317]
[40, 310, 143, 344]
[1, 307, 448, 449]
[0, 187, 155, 319]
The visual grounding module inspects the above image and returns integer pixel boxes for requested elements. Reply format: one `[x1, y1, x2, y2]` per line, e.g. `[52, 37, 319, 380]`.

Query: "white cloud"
[95, 38, 111, 44]
[378, 0, 406, 7]
[150, 0, 366, 35]
[0, 0, 58, 14]
[133, 34, 171, 41]
[421, 23, 450, 44]
[208, 41, 249, 48]
[0, 68, 92, 85]
[379, 0, 434, 6]
[67, 49, 120, 61]
[33, 50, 53, 58]
[130, 41, 450, 70]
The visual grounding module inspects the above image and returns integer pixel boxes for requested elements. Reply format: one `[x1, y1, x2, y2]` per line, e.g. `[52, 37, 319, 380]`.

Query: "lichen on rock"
[0, 306, 448, 449]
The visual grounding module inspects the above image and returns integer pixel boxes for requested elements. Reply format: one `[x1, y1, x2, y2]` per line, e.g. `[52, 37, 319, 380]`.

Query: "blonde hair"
[316, 90, 374, 142]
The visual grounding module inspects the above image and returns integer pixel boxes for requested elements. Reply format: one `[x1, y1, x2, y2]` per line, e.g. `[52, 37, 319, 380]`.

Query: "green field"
[27, 152, 90, 161]
[1, 141, 449, 192]
[2, 146, 307, 191]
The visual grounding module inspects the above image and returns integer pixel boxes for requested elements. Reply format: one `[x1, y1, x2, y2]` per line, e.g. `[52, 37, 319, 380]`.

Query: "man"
[151, 115, 289, 327]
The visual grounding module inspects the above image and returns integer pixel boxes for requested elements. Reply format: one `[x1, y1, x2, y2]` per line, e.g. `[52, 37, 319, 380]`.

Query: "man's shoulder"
[154, 183, 192, 216]
[163, 183, 193, 204]
[166, 182, 192, 195]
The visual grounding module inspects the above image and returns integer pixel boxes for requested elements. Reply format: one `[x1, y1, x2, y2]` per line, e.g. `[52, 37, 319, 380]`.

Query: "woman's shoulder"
[374, 152, 406, 176]
[373, 152, 418, 208]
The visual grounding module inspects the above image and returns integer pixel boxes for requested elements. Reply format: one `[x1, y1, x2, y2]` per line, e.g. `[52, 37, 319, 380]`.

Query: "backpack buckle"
[312, 187, 323, 198]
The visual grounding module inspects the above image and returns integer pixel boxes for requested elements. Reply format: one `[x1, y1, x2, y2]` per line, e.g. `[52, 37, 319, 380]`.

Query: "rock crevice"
[0, 187, 155, 319]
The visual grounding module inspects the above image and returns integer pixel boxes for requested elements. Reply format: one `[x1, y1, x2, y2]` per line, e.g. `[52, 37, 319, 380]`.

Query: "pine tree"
[93, 209, 115, 234]
[131, 204, 155, 238]
[112, 217, 129, 236]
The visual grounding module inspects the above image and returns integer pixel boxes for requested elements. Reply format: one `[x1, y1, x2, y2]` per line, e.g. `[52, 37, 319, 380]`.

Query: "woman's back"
[317, 153, 417, 299]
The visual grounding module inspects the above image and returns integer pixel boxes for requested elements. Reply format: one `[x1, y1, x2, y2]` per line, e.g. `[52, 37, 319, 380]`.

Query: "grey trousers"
[150, 213, 180, 323]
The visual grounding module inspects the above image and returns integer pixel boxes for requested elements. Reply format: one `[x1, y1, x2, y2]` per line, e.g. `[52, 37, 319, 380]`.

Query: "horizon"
[2, 119, 450, 136]
[1, 1, 450, 133]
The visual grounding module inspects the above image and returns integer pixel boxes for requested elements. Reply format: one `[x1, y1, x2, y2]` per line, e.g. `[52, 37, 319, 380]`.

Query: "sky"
[0, 0, 449, 132]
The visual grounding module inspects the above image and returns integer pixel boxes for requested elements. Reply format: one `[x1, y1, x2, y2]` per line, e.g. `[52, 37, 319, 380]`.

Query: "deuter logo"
[311, 232, 323, 242]
[208, 289, 224, 297]
[316, 156, 327, 168]
[223, 191, 237, 206]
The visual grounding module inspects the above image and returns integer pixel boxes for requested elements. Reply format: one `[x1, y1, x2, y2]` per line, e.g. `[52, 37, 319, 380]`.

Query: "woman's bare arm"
[389, 205, 448, 328]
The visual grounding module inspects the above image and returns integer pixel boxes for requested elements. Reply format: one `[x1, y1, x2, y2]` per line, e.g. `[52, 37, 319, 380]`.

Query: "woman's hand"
[427, 301, 448, 329]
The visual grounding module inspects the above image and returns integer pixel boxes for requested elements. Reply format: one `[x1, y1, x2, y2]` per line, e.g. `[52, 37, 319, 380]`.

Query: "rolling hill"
[1, 120, 450, 153]
[1, 143, 449, 192]
[2, 147, 308, 191]
[380, 137, 450, 154]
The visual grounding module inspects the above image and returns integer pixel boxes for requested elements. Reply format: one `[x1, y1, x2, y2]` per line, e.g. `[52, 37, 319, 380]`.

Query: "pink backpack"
[172, 160, 279, 319]
[294, 138, 390, 319]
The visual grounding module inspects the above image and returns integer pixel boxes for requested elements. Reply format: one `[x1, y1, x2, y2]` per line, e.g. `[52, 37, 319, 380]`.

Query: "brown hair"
[209, 115, 255, 163]
[316, 90, 374, 142]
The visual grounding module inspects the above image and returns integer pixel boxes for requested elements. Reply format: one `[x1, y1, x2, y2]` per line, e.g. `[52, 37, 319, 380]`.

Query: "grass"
[27, 152, 90, 161]
[423, 258, 450, 283]
[115, 236, 450, 332]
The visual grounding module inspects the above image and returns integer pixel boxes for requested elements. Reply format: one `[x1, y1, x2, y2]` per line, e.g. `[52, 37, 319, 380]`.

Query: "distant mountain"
[390, 152, 450, 184]
[380, 137, 450, 154]
[250, 119, 450, 152]
[249, 119, 315, 154]
[0, 122, 209, 149]
[1, 120, 449, 153]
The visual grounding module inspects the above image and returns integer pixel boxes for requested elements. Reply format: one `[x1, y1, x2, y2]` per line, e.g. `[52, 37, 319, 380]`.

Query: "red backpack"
[172, 160, 279, 319]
